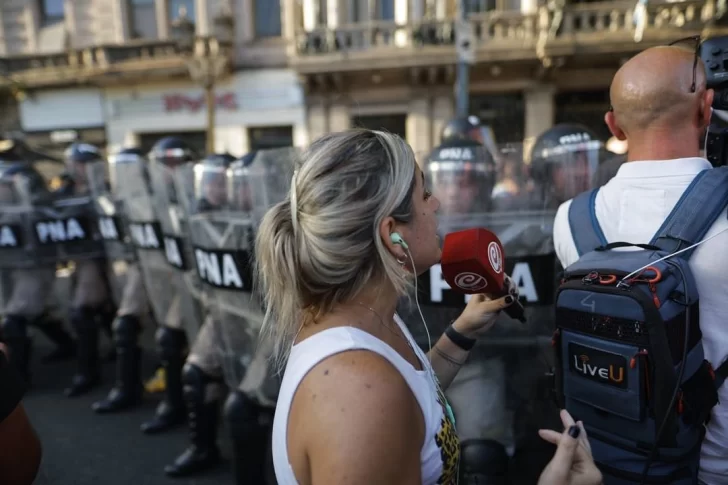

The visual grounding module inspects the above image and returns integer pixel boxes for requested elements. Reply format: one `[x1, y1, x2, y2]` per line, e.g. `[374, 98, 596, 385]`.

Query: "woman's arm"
[425, 319, 473, 389]
[289, 350, 424, 485]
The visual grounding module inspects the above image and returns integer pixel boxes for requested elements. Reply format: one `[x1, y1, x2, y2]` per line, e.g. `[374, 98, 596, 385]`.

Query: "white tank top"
[272, 314, 460, 485]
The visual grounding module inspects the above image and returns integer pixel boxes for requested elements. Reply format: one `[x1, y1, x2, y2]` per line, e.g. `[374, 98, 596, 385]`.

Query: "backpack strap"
[650, 167, 728, 258]
[567, 188, 608, 256]
[714, 359, 728, 391]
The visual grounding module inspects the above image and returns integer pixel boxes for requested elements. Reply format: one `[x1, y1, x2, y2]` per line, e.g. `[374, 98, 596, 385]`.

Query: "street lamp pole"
[171, 7, 233, 154]
[455, 0, 474, 118]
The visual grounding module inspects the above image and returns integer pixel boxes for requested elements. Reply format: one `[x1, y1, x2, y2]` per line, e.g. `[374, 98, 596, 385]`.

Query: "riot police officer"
[61, 142, 116, 397]
[163, 152, 235, 478]
[139, 136, 200, 434]
[165, 150, 285, 484]
[0, 153, 76, 382]
[529, 123, 603, 209]
[414, 134, 513, 485]
[92, 148, 152, 414]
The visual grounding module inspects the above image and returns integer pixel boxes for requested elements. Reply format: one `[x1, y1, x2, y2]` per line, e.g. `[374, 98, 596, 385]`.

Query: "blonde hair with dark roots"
[255, 129, 418, 369]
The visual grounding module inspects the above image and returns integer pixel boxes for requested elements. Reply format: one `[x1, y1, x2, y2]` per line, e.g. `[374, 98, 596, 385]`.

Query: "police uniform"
[61, 142, 115, 398]
[164, 152, 281, 484]
[0, 154, 76, 382]
[138, 137, 201, 435]
[92, 148, 153, 414]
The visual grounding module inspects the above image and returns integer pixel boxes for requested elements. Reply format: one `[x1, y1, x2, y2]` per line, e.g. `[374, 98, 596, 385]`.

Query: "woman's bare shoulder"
[288, 350, 424, 484]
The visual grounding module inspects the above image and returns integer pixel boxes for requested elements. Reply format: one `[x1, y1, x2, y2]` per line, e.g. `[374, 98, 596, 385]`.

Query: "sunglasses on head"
[608, 35, 701, 113]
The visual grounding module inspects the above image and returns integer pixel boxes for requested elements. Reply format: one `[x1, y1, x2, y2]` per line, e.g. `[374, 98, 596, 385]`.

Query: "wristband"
[445, 324, 476, 351]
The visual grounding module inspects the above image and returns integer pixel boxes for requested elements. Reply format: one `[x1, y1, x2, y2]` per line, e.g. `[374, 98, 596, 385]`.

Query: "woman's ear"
[379, 216, 407, 261]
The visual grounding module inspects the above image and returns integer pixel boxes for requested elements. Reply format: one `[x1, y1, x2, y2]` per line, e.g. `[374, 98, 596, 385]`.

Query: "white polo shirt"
[553, 157, 728, 485]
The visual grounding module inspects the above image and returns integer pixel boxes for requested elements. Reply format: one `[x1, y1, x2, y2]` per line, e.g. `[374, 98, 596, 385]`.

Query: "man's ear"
[605, 111, 627, 141]
[701, 89, 715, 129]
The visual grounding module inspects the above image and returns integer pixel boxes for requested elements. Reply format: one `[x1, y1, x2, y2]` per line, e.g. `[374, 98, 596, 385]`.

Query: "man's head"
[605, 45, 713, 160]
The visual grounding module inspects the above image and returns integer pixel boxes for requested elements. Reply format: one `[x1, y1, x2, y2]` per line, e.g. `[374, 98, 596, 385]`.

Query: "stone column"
[329, 103, 351, 131]
[431, 94, 454, 145]
[302, 0, 318, 30]
[524, 84, 555, 159]
[155, 0, 170, 39]
[406, 97, 431, 161]
[307, 101, 329, 140]
[195, 0, 210, 35]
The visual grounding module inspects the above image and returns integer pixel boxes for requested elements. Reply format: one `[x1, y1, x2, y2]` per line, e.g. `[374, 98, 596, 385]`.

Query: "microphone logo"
[488, 242, 503, 274]
[454, 272, 488, 291]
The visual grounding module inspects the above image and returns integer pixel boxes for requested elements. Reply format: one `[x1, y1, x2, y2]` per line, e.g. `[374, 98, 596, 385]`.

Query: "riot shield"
[407, 141, 602, 483]
[178, 148, 296, 395]
[26, 160, 106, 263]
[0, 173, 54, 270]
[148, 160, 204, 339]
[86, 161, 136, 263]
[112, 158, 175, 329]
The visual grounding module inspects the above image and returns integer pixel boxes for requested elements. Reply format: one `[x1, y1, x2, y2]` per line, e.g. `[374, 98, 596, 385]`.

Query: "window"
[351, 115, 407, 140]
[168, 0, 196, 23]
[471, 93, 525, 144]
[254, 0, 282, 38]
[248, 126, 293, 150]
[377, 0, 395, 21]
[554, 90, 611, 142]
[40, 0, 64, 26]
[128, 0, 158, 39]
[463, 0, 497, 14]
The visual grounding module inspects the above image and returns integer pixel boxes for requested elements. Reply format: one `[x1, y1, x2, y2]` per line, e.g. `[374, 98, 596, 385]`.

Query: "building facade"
[1, 0, 727, 157]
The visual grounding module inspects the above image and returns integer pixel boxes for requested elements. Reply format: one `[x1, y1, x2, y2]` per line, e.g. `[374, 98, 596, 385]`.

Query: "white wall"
[104, 69, 308, 155]
[19, 89, 106, 131]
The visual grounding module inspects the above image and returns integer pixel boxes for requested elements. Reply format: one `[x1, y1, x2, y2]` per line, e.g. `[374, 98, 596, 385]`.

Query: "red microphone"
[440, 228, 526, 323]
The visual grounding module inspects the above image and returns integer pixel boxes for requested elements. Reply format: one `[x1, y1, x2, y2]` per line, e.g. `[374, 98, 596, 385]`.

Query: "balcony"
[0, 37, 233, 90]
[292, 0, 727, 74]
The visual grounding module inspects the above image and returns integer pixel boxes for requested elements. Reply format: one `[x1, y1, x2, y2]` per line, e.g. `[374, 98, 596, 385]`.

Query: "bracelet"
[445, 323, 476, 351]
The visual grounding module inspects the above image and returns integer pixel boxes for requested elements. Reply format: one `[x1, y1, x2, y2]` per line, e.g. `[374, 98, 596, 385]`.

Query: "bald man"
[552, 46, 728, 485]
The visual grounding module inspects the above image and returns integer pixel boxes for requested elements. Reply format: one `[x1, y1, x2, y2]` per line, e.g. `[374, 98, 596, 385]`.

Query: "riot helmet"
[529, 123, 602, 207]
[108, 147, 148, 194]
[0, 162, 48, 204]
[441, 115, 499, 162]
[424, 137, 497, 215]
[193, 153, 236, 211]
[228, 148, 296, 216]
[148, 136, 198, 167]
[63, 142, 103, 190]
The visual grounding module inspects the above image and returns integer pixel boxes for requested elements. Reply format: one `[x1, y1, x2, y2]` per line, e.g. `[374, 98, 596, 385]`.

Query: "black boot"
[31, 315, 77, 363]
[459, 439, 510, 485]
[64, 307, 102, 397]
[92, 315, 144, 413]
[100, 302, 118, 362]
[223, 390, 274, 484]
[140, 326, 187, 434]
[2, 315, 32, 384]
[164, 364, 222, 477]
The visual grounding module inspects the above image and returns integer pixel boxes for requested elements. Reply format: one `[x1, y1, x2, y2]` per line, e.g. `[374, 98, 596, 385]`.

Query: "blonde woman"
[256, 129, 601, 485]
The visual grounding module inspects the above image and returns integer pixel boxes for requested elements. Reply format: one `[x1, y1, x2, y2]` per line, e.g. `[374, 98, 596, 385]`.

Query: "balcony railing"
[0, 38, 227, 88]
[294, 0, 717, 59]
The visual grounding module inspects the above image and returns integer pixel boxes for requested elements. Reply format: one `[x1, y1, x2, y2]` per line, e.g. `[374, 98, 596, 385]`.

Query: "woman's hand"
[452, 275, 518, 338]
[537, 409, 603, 485]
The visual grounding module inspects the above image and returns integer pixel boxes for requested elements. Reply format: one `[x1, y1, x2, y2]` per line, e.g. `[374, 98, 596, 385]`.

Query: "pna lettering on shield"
[35, 218, 86, 244]
[195, 249, 244, 289]
[0, 226, 18, 247]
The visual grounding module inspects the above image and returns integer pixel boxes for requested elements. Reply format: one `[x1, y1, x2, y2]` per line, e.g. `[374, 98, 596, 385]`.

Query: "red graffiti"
[163, 92, 238, 113]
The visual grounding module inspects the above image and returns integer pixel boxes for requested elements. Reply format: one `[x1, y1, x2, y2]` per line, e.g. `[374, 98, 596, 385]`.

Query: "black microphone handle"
[504, 298, 527, 323]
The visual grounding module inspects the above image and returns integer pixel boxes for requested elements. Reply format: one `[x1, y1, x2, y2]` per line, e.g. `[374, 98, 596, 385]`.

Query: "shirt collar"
[615, 158, 712, 178]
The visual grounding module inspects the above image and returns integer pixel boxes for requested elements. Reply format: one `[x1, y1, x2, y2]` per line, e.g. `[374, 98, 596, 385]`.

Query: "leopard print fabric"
[435, 386, 460, 484]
